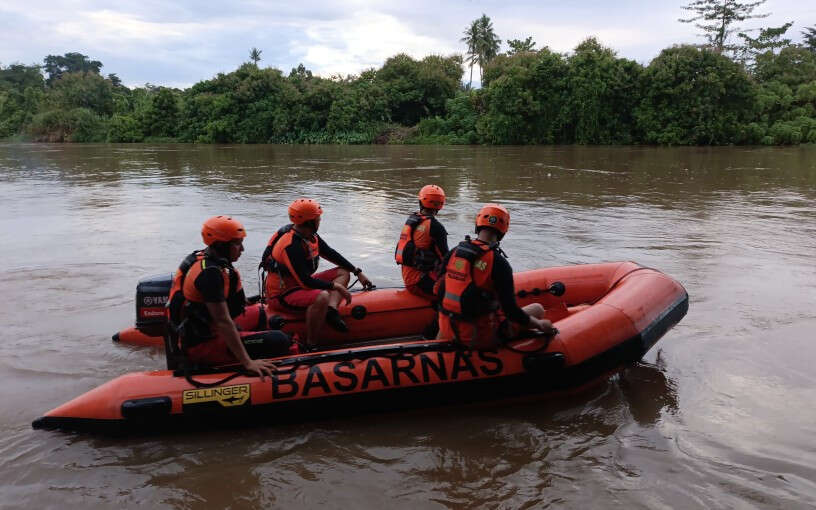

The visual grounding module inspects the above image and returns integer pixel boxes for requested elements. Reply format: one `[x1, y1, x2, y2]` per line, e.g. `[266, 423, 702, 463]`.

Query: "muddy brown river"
[0, 144, 814, 509]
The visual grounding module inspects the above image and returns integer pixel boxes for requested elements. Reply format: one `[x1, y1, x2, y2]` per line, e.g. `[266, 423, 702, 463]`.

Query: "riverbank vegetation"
[1, 1, 815, 145]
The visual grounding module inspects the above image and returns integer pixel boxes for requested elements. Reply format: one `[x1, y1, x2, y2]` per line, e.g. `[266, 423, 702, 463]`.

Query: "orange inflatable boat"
[33, 262, 688, 434]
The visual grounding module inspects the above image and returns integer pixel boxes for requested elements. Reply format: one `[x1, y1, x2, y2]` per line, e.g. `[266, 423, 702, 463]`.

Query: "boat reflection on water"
[618, 351, 677, 426]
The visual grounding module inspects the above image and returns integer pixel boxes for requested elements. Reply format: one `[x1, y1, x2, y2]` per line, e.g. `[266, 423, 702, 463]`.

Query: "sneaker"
[325, 307, 349, 333]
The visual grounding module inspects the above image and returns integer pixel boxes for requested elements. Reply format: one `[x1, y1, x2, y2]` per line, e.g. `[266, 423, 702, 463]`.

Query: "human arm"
[316, 236, 356, 272]
[430, 218, 449, 256]
[492, 255, 531, 326]
[319, 236, 373, 289]
[492, 256, 554, 333]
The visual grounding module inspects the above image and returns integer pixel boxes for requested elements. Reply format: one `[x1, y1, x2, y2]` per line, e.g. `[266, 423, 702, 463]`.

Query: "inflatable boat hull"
[36, 262, 688, 434]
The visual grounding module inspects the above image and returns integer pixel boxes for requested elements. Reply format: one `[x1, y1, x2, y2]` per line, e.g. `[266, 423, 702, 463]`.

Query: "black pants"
[240, 330, 293, 359]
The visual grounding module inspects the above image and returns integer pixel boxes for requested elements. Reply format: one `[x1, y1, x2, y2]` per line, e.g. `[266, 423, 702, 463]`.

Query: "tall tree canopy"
[736, 22, 793, 68]
[460, 14, 502, 86]
[802, 26, 816, 53]
[249, 48, 262, 66]
[679, 0, 769, 55]
[475, 14, 502, 81]
[507, 37, 537, 55]
[43, 52, 102, 84]
[460, 20, 480, 88]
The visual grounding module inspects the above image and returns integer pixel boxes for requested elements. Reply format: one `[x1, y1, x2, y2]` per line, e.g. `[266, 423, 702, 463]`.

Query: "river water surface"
[0, 144, 814, 509]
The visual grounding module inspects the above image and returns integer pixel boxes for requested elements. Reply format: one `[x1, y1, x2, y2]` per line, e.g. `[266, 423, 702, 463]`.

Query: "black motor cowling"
[135, 273, 172, 336]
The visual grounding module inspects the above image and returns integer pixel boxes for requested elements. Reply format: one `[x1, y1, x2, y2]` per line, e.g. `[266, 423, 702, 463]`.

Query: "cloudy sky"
[1, 0, 813, 88]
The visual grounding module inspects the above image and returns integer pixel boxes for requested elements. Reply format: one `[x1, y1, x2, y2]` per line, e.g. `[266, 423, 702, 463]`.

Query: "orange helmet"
[201, 216, 246, 245]
[475, 203, 510, 236]
[288, 198, 323, 225]
[419, 184, 445, 210]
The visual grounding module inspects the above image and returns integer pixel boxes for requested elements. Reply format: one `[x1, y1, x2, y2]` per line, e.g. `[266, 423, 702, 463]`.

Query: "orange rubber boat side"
[38, 262, 688, 434]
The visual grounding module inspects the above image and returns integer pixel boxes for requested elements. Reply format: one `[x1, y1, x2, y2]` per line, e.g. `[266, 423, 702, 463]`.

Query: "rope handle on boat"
[501, 328, 557, 354]
[347, 277, 377, 292]
[182, 360, 302, 388]
[588, 266, 657, 305]
[184, 370, 247, 388]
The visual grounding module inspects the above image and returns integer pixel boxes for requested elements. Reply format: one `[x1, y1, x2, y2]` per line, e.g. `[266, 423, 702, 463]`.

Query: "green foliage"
[107, 114, 144, 142]
[563, 38, 642, 144]
[414, 91, 480, 144]
[679, 0, 769, 55]
[461, 14, 502, 84]
[4, 35, 816, 146]
[43, 52, 103, 84]
[28, 107, 108, 142]
[635, 45, 755, 144]
[0, 63, 45, 90]
[802, 26, 816, 53]
[753, 46, 816, 88]
[507, 37, 536, 55]
[478, 49, 569, 144]
[376, 54, 462, 126]
[142, 88, 179, 138]
[46, 72, 115, 115]
[737, 22, 793, 57]
[249, 48, 262, 66]
[0, 64, 45, 138]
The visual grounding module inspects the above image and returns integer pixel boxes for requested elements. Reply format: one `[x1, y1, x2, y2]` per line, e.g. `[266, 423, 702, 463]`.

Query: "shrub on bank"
[28, 107, 108, 142]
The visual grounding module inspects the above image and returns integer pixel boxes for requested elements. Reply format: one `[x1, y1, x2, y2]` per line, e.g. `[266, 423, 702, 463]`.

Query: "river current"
[0, 144, 814, 509]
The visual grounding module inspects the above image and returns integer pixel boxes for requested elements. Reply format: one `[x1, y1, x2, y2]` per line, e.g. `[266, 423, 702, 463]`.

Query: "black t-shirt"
[491, 253, 530, 326]
[283, 234, 356, 290]
[427, 216, 449, 255]
[194, 266, 227, 302]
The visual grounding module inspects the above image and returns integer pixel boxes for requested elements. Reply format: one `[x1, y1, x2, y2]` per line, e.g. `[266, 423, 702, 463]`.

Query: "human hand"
[334, 282, 352, 305]
[358, 272, 374, 290]
[243, 358, 276, 381]
[531, 317, 557, 336]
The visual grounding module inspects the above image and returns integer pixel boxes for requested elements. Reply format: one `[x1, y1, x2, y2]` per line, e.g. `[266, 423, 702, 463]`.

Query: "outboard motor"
[134, 274, 172, 336]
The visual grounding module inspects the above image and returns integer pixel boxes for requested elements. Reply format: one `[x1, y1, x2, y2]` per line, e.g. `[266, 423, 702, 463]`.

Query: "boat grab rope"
[184, 368, 247, 389]
[588, 266, 658, 305]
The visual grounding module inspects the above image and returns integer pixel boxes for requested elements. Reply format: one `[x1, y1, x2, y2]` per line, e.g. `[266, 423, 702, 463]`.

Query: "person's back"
[395, 185, 449, 301]
[437, 204, 554, 350]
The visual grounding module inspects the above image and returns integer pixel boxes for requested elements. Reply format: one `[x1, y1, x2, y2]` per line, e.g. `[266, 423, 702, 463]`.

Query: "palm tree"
[476, 14, 501, 82]
[461, 20, 480, 88]
[249, 47, 262, 67]
[803, 26, 816, 53]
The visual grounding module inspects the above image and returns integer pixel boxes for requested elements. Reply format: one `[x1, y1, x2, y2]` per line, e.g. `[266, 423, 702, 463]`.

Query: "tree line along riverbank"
[2, 17, 816, 145]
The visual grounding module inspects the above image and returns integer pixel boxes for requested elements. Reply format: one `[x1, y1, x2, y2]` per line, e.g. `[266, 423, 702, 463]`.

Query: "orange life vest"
[262, 225, 320, 298]
[395, 213, 443, 272]
[438, 239, 503, 348]
[167, 250, 245, 349]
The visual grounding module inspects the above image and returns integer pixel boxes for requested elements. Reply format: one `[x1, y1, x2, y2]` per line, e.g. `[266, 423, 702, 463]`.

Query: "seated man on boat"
[261, 198, 373, 350]
[437, 204, 555, 349]
[167, 216, 292, 379]
[395, 184, 449, 301]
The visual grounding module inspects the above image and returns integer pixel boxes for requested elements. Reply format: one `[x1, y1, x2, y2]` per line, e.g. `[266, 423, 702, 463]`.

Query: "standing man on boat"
[262, 198, 373, 350]
[167, 216, 292, 379]
[436, 204, 555, 349]
[395, 184, 449, 301]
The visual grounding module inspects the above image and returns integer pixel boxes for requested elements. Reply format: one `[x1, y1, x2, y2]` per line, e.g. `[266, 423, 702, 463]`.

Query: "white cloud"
[1, 0, 813, 86]
[296, 11, 459, 77]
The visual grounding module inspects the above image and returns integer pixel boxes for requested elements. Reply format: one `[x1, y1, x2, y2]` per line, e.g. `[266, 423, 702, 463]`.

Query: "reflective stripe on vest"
[440, 239, 496, 317]
[265, 226, 321, 297]
[395, 213, 441, 269]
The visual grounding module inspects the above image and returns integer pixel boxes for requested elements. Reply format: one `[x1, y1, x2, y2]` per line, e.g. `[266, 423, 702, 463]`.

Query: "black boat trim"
[33, 290, 689, 434]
